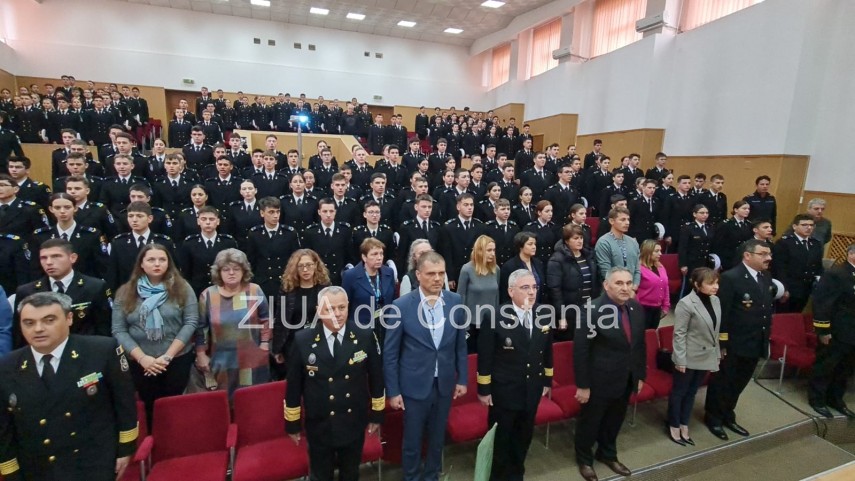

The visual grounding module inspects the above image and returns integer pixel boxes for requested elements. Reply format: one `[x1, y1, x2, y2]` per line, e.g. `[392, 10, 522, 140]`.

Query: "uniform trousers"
[704, 354, 758, 426]
[307, 431, 365, 481]
[489, 404, 537, 481]
[574, 377, 632, 466]
[809, 340, 855, 407]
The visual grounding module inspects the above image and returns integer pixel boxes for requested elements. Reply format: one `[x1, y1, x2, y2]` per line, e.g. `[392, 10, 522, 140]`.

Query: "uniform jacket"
[718, 263, 775, 358]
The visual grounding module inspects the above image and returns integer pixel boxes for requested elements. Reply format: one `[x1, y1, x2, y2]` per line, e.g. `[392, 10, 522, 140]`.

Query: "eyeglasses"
[748, 252, 772, 258]
[297, 262, 316, 270]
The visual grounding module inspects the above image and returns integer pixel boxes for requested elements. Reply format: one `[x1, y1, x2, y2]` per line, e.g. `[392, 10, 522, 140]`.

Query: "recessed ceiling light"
[444, 27, 463, 34]
[309, 7, 329, 15]
[397, 20, 417, 27]
[346, 12, 366, 20]
[481, 0, 506, 8]
[250, 0, 270, 6]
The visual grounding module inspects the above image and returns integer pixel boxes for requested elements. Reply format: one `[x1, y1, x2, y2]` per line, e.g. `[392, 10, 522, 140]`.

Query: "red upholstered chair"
[446, 353, 489, 444]
[551, 342, 582, 419]
[803, 312, 817, 348]
[585, 217, 600, 245]
[361, 429, 384, 478]
[769, 313, 816, 392]
[137, 391, 236, 481]
[122, 401, 149, 481]
[381, 401, 404, 464]
[660, 254, 683, 297]
[657, 325, 674, 353]
[644, 329, 673, 398]
[232, 382, 309, 481]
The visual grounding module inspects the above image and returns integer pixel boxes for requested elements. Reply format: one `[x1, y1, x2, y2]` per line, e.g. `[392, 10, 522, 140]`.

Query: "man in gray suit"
[384, 251, 468, 481]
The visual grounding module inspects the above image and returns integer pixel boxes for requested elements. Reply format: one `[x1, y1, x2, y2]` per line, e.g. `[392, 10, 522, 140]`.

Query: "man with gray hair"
[573, 267, 646, 481]
[477, 269, 553, 481]
[284, 285, 385, 481]
[783, 198, 832, 246]
[0, 291, 138, 481]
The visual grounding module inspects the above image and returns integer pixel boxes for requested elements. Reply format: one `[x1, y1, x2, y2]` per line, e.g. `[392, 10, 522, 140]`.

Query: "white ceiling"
[117, 0, 556, 47]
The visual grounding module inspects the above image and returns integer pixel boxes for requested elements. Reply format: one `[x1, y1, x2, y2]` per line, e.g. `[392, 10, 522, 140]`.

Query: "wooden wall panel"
[492, 103, 525, 127]
[524, 114, 579, 154]
[800, 191, 855, 235]
[0, 69, 15, 96]
[19, 143, 97, 187]
[576, 129, 665, 171]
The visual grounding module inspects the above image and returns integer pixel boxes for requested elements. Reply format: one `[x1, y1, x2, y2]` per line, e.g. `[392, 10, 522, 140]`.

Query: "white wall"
[485, 0, 855, 194]
[2, 0, 483, 107]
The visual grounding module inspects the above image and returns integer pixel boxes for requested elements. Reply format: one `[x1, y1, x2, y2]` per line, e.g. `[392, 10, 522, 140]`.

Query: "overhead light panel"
[444, 27, 463, 34]
[310, 7, 329, 15]
[346, 12, 366, 20]
[250, 0, 270, 6]
[481, 1, 506, 8]
[397, 20, 417, 27]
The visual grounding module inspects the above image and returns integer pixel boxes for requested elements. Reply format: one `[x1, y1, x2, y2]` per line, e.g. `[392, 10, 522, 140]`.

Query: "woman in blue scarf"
[112, 244, 199, 427]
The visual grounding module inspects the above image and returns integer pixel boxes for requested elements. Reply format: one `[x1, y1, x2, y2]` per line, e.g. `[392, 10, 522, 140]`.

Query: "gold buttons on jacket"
[344, 375, 350, 380]
[43, 439, 51, 445]
[329, 395, 335, 400]
[330, 411, 335, 416]
[65, 412, 72, 418]
[39, 419, 47, 426]
[48, 456, 56, 463]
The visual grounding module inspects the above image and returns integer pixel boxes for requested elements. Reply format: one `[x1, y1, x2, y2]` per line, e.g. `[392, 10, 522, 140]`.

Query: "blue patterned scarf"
[137, 275, 168, 341]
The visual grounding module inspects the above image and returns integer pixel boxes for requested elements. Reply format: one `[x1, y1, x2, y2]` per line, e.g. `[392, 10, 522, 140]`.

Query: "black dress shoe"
[596, 457, 631, 477]
[811, 404, 834, 419]
[830, 405, 855, 419]
[707, 423, 729, 440]
[723, 421, 749, 437]
[681, 435, 696, 446]
[578, 464, 598, 481]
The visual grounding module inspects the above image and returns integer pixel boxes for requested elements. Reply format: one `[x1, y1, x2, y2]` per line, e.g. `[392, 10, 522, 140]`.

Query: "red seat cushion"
[783, 346, 816, 368]
[147, 451, 229, 481]
[381, 407, 404, 464]
[535, 398, 566, 425]
[551, 385, 582, 418]
[120, 462, 141, 481]
[362, 431, 383, 463]
[233, 437, 309, 481]
[630, 382, 657, 403]
[447, 403, 489, 443]
[645, 369, 674, 398]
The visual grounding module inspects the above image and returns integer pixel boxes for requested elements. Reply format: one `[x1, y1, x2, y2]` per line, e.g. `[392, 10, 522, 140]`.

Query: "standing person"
[712, 201, 753, 271]
[477, 270, 553, 481]
[678, 204, 714, 297]
[574, 267, 646, 481]
[285, 286, 385, 481]
[0, 292, 138, 481]
[111, 244, 198, 426]
[457, 235, 500, 352]
[398, 239, 449, 296]
[808, 243, 855, 419]
[668, 268, 721, 446]
[636, 240, 671, 329]
[523, 200, 560, 269]
[772, 214, 824, 313]
[547, 224, 599, 341]
[384, 252, 468, 481]
[704, 239, 774, 440]
[499, 232, 545, 304]
[594, 206, 641, 287]
[271, 249, 330, 380]
[744, 175, 777, 234]
[194, 249, 270, 398]
[342, 238, 396, 345]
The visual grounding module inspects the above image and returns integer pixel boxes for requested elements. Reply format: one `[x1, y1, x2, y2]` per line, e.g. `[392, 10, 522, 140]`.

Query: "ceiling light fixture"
[444, 27, 463, 34]
[397, 20, 417, 27]
[481, 1, 506, 8]
[309, 7, 329, 15]
[346, 12, 366, 20]
[250, 0, 270, 7]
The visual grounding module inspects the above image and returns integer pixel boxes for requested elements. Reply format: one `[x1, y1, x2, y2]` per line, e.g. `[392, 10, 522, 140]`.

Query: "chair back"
[771, 313, 808, 354]
[645, 329, 659, 368]
[233, 381, 287, 448]
[657, 325, 674, 353]
[552, 341, 575, 386]
[452, 353, 479, 406]
[151, 390, 231, 462]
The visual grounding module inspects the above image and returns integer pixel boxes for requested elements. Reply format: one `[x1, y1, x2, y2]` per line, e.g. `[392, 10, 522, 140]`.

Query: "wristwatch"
[163, 355, 173, 363]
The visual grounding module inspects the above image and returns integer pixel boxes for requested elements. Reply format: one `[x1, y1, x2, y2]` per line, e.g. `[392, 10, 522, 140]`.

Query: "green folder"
[474, 422, 498, 481]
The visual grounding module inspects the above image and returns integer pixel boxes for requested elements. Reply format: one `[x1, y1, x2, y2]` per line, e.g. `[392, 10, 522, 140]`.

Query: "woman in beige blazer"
[668, 267, 721, 446]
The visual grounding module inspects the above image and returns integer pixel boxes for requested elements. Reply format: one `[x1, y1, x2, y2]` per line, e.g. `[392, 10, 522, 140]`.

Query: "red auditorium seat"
[122, 401, 149, 481]
[585, 217, 600, 245]
[802, 312, 817, 348]
[644, 329, 673, 398]
[659, 254, 683, 296]
[232, 382, 309, 481]
[657, 325, 674, 353]
[137, 391, 236, 481]
[550, 341, 582, 419]
[382, 400, 404, 464]
[769, 313, 816, 391]
[446, 353, 489, 443]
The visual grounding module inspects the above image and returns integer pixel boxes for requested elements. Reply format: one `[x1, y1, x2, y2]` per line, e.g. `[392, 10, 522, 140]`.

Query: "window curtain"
[590, 0, 647, 57]
[680, 0, 761, 32]
[491, 43, 511, 89]
[530, 18, 562, 77]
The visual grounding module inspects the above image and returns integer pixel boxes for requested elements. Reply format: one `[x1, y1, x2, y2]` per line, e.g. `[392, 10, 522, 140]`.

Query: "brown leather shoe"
[578, 464, 599, 481]
[598, 458, 631, 477]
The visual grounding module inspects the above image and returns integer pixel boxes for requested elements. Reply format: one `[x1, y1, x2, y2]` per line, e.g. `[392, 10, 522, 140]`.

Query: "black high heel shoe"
[681, 435, 695, 446]
[666, 425, 686, 446]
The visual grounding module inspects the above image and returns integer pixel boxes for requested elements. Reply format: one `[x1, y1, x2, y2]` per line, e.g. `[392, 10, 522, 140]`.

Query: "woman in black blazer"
[511, 186, 536, 227]
[547, 224, 600, 340]
[523, 200, 561, 269]
[499, 231, 545, 304]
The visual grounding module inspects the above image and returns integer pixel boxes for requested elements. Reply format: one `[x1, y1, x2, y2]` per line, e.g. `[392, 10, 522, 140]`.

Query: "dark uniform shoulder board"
[181, 207, 194, 212]
[402, 220, 413, 226]
[220, 234, 235, 239]
[444, 219, 455, 225]
[184, 234, 197, 242]
[85, 226, 97, 233]
[283, 225, 295, 231]
[508, 220, 518, 226]
[379, 224, 390, 230]
[249, 225, 264, 232]
[339, 222, 351, 228]
[229, 200, 242, 206]
[473, 218, 483, 224]
[33, 227, 49, 235]
[154, 233, 173, 241]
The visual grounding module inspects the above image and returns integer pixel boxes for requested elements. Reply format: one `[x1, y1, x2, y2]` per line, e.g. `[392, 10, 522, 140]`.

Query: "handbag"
[656, 348, 675, 373]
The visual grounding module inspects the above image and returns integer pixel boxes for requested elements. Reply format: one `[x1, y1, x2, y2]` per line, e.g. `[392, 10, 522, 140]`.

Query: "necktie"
[61, 233, 68, 241]
[803, 239, 809, 251]
[296, 198, 302, 206]
[54, 281, 65, 294]
[701, 225, 707, 235]
[332, 331, 342, 358]
[370, 231, 376, 238]
[138, 235, 145, 248]
[206, 240, 213, 249]
[523, 311, 532, 339]
[422, 221, 428, 232]
[41, 354, 56, 387]
[172, 180, 178, 187]
[620, 305, 632, 343]
[325, 228, 332, 238]
[121, 178, 128, 185]
[268, 230, 276, 238]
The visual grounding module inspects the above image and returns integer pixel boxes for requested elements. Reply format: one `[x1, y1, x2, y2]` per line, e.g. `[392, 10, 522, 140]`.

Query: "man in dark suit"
[0, 291, 138, 481]
[574, 267, 646, 481]
[245, 197, 301, 298]
[178, 206, 238, 297]
[105, 202, 176, 291]
[300, 199, 354, 286]
[771, 214, 824, 313]
[704, 239, 774, 440]
[478, 269, 553, 481]
[367, 114, 385, 155]
[583, 139, 603, 171]
[285, 286, 385, 481]
[628, 179, 662, 242]
[384, 252, 468, 481]
[13, 238, 112, 348]
[440, 193, 485, 289]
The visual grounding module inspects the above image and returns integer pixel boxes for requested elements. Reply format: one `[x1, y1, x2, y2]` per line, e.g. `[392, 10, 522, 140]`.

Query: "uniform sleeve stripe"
[285, 405, 302, 422]
[477, 374, 491, 385]
[118, 423, 139, 444]
[719, 333, 729, 341]
[371, 396, 386, 411]
[813, 321, 831, 328]
[544, 368, 554, 377]
[0, 458, 20, 475]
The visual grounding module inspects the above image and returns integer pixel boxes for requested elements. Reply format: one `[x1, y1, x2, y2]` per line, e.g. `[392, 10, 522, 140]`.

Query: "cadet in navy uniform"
[31, 194, 107, 279]
[97, 155, 149, 220]
[519, 153, 555, 203]
[0, 292, 138, 481]
[367, 114, 386, 155]
[771, 214, 824, 313]
[662, 175, 695, 253]
[300, 199, 354, 286]
[628, 179, 662, 243]
[440, 193, 485, 289]
[808, 243, 855, 419]
[7, 157, 51, 209]
[167, 109, 192, 148]
[203, 157, 243, 210]
[477, 270, 553, 481]
[0, 111, 25, 169]
[178, 206, 238, 298]
[677, 205, 714, 295]
[150, 154, 194, 220]
[284, 286, 384, 481]
[543, 164, 581, 225]
[182, 128, 215, 172]
[743, 175, 777, 233]
[704, 239, 775, 441]
[82, 97, 117, 146]
[279, 173, 319, 232]
[486, 199, 520, 266]
[65, 176, 117, 239]
[13, 239, 112, 348]
[0, 173, 50, 238]
[105, 202, 175, 291]
[246, 198, 300, 298]
[712, 201, 754, 272]
[396, 194, 443, 278]
[223, 180, 264, 244]
[700, 174, 728, 226]
[352, 201, 396, 268]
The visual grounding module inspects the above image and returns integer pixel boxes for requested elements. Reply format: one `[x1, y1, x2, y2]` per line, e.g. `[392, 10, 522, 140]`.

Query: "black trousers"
[704, 354, 758, 426]
[809, 340, 855, 407]
[641, 306, 662, 330]
[779, 293, 809, 314]
[130, 351, 194, 429]
[308, 432, 365, 481]
[489, 404, 537, 481]
[668, 368, 707, 427]
[574, 378, 631, 466]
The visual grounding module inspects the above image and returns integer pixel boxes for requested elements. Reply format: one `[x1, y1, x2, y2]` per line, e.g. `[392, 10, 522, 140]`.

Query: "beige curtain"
[590, 0, 648, 57]
[530, 18, 562, 78]
[680, 0, 761, 32]
[491, 43, 512, 89]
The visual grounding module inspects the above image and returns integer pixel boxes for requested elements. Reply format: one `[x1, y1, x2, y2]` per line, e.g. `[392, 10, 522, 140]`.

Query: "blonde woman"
[457, 235, 500, 352]
[637, 239, 671, 329]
